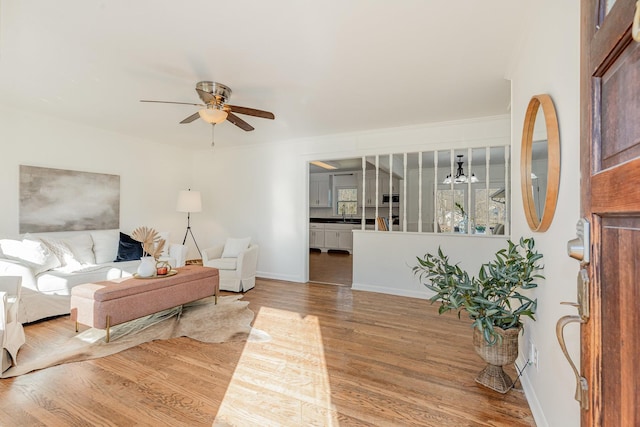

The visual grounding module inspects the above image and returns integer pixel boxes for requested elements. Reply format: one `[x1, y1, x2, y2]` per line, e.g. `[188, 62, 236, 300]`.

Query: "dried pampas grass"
[131, 226, 166, 259]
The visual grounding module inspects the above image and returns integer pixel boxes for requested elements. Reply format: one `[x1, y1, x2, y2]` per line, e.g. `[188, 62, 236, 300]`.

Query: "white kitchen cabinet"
[309, 223, 325, 248]
[324, 223, 356, 253]
[364, 176, 378, 207]
[380, 174, 399, 195]
[358, 171, 398, 208]
[338, 229, 353, 249]
[309, 222, 357, 253]
[358, 173, 383, 207]
[324, 228, 339, 248]
[310, 175, 331, 207]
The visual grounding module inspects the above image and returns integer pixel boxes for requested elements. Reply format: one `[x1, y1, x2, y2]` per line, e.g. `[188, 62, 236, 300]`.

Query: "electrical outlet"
[528, 340, 535, 365]
[529, 341, 539, 371]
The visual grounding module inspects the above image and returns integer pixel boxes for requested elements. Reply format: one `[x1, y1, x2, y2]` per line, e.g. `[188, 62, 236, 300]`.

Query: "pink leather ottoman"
[70, 265, 219, 342]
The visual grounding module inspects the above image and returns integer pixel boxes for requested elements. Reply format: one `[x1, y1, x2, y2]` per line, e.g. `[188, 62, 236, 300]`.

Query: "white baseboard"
[256, 271, 303, 283]
[516, 355, 549, 427]
[351, 282, 430, 299]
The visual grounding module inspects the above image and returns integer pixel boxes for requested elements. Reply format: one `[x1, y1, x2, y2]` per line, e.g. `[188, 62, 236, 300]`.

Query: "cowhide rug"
[2, 295, 270, 378]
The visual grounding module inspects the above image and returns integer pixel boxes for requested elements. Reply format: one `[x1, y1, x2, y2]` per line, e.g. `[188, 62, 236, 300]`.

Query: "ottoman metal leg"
[105, 315, 111, 343]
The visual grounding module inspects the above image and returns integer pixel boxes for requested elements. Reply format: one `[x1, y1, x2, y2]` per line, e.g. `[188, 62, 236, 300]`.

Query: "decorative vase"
[473, 326, 520, 393]
[137, 256, 156, 278]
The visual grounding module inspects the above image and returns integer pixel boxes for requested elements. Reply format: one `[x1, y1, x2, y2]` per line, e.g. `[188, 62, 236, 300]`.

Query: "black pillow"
[114, 232, 143, 262]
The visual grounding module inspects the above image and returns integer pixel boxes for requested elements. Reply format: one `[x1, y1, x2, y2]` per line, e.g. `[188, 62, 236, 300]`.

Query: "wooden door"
[581, 0, 640, 425]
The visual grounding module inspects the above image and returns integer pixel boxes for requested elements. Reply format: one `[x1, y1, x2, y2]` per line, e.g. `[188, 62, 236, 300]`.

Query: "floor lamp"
[177, 189, 202, 258]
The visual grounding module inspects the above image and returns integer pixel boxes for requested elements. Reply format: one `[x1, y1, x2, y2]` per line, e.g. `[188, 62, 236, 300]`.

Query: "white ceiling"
[0, 1, 526, 149]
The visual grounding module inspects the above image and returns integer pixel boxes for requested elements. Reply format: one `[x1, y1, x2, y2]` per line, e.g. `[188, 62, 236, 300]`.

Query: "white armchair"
[159, 244, 188, 268]
[202, 238, 259, 292]
[0, 276, 25, 373]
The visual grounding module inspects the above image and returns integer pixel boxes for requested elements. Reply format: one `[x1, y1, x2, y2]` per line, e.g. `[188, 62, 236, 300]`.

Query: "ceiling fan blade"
[227, 105, 275, 120]
[180, 112, 200, 124]
[226, 112, 254, 131]
[140, 100, 204, 107]
[196, 88, 216, 104]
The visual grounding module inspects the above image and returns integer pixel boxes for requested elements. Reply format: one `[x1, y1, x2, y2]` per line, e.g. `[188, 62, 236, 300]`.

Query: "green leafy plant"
[413, 237, 544, 344]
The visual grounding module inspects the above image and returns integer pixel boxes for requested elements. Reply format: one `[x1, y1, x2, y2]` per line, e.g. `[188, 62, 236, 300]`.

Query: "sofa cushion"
[205, 257, 237, 271]
[115, 232, 142, 262]
[90, 230, 119, 264]
[221, 237, 250, 258]
[63, 233, 96, 264]
[0, 238, 60, 274]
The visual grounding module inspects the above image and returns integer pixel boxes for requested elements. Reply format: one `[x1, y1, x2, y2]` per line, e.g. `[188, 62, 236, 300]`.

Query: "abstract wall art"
[19, 165, 120, 233]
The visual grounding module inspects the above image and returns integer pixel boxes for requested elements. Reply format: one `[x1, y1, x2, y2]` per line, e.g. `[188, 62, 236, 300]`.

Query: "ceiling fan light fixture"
[198, 108, 228, 124]
[141, 81, 274, 136]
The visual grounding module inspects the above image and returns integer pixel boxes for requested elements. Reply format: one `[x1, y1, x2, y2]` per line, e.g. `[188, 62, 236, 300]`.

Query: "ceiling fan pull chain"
[211, 123, 216, 147]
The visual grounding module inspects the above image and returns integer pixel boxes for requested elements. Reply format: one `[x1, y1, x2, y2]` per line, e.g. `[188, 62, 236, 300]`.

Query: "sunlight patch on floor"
[214, 306, 339, 426]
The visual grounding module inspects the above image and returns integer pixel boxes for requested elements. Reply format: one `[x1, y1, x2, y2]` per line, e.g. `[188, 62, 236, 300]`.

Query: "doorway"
[308, 158, 361, 286]
[309, 250, 352, 286]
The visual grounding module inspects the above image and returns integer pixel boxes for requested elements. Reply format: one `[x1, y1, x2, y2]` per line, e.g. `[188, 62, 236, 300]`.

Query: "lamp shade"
[198, 108, 228, 124]
[177, 190, 202, 213]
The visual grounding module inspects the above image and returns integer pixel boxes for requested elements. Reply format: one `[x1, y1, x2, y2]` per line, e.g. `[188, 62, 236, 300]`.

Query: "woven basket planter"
[473, 326, 520, 393]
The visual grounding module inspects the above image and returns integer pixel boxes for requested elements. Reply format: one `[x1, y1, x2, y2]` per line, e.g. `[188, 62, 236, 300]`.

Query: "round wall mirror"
[520, 94, 560, 232]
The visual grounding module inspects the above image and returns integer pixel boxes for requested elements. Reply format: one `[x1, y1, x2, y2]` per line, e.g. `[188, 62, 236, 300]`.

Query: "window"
[474, 188, 506, 234]
[435, 186, 507, 234]
[436, 188, 465, 233]
[365, 146, 509, 235]
[336, 187, 358, 215]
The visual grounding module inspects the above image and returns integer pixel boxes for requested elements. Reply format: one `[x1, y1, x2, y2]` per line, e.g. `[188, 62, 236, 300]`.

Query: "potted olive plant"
[413, 237, 543, 393]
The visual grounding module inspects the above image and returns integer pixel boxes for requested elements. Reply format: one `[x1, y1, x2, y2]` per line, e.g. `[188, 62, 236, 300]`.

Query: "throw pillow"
[21, 235, 62, 272]
[0, 238, 61, 274]
[221, 237, 251, 258]
[90, 230, 119, 264]
[115, 232, 143, 262]
[63, 233, 96, 264]
[38, 237, 79, 268]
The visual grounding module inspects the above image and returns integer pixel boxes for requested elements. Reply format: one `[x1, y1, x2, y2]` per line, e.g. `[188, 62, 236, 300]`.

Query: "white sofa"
[202, 239, 258, 292]
[0, 230, 187, 324]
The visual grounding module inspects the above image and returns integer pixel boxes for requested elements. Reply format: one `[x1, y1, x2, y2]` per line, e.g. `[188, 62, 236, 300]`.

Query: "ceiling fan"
[140, 81, 275, 132]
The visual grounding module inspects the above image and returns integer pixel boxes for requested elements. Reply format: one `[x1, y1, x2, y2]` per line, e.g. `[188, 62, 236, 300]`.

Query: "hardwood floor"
[309, 250, 353, 286]
[0, 280, 535, 426]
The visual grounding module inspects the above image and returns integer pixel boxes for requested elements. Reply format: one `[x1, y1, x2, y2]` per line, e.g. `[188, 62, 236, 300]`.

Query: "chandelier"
[443, 155, 479, 184]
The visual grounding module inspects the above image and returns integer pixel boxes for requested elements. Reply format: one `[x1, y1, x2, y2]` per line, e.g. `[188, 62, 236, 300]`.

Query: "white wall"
[353, 231, 507, 298]
[0, 106, 194, 251]
[192, 115, 510, 283]
[192, 139, 307, 282]
[507, 1, 581, 426]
